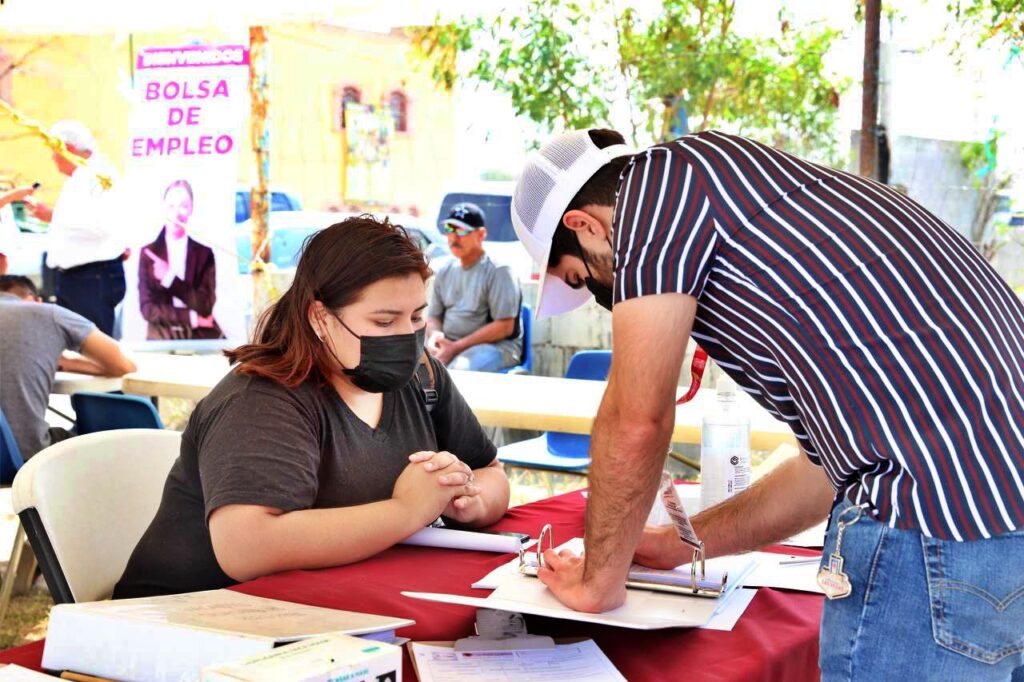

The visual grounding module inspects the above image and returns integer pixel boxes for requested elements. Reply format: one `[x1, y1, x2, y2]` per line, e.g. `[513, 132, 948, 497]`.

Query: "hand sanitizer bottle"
[699, 374, 751, 511]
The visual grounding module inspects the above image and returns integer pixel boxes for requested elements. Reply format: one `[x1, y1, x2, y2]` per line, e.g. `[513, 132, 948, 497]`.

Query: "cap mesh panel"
[540, 135, 589, 170]
[513, 163, 556, 234]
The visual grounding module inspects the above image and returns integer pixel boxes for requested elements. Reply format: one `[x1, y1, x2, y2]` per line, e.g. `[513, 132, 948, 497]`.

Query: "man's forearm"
[452, 319, 515, 352]
[694, 451, 835, 558]
[583, 395, 674, 586]
[58, 354, 107, 375]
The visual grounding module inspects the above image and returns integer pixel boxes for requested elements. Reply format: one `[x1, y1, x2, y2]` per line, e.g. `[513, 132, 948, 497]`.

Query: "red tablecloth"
[0, 490, 824, 681]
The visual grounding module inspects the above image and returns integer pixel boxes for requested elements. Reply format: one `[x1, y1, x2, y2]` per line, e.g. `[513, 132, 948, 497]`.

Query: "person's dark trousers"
[54, 257, 126, 337]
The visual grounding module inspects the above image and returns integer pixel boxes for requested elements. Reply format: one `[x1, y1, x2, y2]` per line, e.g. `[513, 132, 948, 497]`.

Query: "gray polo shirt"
[428, 254, 523, 367]
[0, 293, 95, 457]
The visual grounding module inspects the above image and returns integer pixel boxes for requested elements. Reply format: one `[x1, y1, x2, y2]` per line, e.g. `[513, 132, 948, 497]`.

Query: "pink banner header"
[137, 45, 249, 70]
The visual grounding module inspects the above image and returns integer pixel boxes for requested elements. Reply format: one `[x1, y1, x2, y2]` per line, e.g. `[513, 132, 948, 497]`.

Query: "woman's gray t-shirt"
[113, 357, 495, 598]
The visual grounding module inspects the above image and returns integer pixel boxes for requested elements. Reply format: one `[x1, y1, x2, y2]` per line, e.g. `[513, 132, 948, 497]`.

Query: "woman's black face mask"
[324, 314, 425, 393]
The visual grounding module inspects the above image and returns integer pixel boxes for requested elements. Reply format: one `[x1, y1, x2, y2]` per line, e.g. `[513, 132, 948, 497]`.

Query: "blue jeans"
[55, 257, 126, 337]
[449, 344, 507, 372]
[819, 500, 1024, 681]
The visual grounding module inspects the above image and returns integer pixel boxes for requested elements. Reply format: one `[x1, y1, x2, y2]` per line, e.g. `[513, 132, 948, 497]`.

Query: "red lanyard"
[676, 347, 708, 404]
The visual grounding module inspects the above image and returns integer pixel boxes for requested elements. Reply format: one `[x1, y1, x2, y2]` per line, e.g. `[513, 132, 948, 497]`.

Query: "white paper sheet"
[779, 520, 828, 548]
[701, 588, 758, 631]
[0, 666, 56, 681]
[410, 640, 626, 682]
[743, 551, 824, 593]
[405, 571, 729, 630]
[401, 526, 535, 553]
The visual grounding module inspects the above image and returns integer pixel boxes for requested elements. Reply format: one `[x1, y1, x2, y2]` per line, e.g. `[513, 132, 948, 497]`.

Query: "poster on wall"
[344, 102, 394, 204]
[120, 44, 248, 344]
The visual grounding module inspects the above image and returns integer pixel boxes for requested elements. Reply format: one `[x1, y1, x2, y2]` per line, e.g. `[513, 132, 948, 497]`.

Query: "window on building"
[338, 85, 361, 129]
[386, 90, 408, 133]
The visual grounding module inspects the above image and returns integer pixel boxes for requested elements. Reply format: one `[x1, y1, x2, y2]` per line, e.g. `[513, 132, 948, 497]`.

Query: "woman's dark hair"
[163, 179, 193, 202]
[226, 215, 432, 387]
[548, 129, 630, 269]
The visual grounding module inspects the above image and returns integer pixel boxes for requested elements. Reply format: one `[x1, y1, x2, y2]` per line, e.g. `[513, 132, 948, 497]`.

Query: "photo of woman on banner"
[138, 179, 224, 340]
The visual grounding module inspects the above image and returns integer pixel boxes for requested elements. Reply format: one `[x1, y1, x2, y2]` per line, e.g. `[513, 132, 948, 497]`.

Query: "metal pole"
[859, 0, 881, 179]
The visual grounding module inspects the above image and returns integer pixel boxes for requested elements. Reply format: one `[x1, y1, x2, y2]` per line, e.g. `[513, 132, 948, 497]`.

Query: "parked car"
[0, 201, 49, 278]
[435, 183, 536, 282]
[234, 210, 450, 274]
[234, 187, 302, 223]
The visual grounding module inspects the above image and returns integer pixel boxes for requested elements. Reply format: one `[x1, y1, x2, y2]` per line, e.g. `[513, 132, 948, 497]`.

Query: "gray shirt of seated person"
[113, 356, 496, 599]
[428, 254, 523, 368]
[0, 293, 95, 458]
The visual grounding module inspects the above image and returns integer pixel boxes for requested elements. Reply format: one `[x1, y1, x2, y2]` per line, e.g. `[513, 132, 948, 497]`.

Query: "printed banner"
[120, 44, 249, 343]
[344, 102, 394, 204]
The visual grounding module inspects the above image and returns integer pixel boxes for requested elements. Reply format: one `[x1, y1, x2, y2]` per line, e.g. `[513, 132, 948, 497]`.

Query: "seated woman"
[114, 216, 510, 598]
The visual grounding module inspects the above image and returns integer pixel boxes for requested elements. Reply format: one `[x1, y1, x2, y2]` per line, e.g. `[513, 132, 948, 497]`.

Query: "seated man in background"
[427, 203, 523, 372]
[0, 275, 136, 457]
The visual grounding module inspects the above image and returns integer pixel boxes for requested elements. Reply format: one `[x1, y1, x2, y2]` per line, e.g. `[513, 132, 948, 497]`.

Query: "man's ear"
[561, 208, 605, 238]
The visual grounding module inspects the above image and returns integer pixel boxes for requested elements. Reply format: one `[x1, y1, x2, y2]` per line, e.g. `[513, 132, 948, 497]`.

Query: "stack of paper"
[42, 589, 414, 682]
[410, 640, 626, 681]
[202, 634, 402, 682]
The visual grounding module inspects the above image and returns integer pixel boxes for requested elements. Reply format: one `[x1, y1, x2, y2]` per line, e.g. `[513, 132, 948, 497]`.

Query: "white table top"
[52, 372, 125, 395]
[102, 354, 796, 449]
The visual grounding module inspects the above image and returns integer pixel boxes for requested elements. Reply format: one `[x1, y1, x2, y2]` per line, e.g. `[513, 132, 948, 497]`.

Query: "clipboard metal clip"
[517, 525, 725, 598]
[518, 523, 553, 574]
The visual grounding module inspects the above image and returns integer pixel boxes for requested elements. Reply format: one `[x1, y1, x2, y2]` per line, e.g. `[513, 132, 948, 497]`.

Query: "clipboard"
[517, 524, 726, 598]
[516, 471, 725, 598]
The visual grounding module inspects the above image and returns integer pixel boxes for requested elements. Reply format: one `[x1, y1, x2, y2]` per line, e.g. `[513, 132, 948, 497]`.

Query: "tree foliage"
[948, 0, 1024, 48]
[411, 0, 847, 163]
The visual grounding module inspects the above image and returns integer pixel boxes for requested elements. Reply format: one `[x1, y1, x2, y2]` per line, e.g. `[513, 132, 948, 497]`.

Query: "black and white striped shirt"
[612, 130, 1024, 541]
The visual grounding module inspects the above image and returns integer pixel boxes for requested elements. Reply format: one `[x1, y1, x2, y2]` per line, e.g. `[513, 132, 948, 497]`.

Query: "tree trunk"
[859, 0, 881, 179]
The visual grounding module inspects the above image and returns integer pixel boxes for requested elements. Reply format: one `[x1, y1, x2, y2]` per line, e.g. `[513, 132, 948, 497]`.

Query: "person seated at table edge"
[0, 275, 136, 458]
[426, 202, 524, 372]
[114, 215, 510, 598]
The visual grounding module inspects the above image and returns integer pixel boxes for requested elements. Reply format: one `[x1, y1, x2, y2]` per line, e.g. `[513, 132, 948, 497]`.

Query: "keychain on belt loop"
[816, 503, 868, 600]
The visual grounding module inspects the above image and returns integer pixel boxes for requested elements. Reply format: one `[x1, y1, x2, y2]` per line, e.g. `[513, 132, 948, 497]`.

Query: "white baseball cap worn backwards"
[510, 130, 633, 318]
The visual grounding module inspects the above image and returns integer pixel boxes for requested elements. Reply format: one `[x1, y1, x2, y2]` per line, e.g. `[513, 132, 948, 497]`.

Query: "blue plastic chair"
[497, 350, 612, 471]
[0, 407, 26, 486]
[70, 392, 164, 435]
[499, 304, 533, 374]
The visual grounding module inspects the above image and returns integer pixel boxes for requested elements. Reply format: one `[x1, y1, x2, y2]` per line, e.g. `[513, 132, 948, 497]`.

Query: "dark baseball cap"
[444, 202, 486, 231]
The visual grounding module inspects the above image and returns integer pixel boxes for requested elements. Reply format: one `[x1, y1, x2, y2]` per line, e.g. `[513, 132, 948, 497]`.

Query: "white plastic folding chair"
[10, 429, 180, 604]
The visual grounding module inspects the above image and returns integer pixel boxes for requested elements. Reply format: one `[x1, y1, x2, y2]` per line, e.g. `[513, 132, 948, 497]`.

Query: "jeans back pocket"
[922, 531, 1024, 664]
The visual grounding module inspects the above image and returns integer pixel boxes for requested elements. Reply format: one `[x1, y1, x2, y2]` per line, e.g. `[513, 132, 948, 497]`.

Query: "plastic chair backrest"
[500, 304, 533, 374]
[71, 392, 164, 434]
[11, 429, 180, 603]
[519, 304, 533, 371]
[0, 407, 25, 485]
[545, 350, 612, 458]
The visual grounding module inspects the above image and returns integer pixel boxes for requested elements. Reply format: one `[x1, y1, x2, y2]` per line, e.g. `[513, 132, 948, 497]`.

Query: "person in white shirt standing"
[25, 120, 127, 336]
